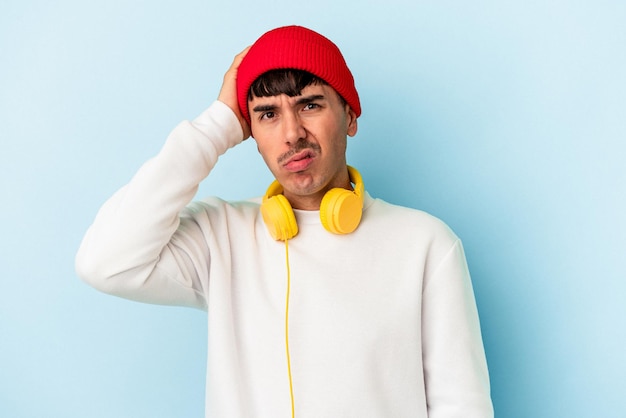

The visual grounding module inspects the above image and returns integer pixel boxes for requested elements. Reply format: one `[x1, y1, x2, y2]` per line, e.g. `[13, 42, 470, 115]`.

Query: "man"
[76, 25, 493, 417]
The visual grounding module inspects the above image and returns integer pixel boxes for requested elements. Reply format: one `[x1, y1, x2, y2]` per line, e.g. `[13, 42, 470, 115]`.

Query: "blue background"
[1, 1, 625, 417]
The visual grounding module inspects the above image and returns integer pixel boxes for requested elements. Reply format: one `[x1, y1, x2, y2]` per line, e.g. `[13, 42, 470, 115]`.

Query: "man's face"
[249, 83, 358, 210]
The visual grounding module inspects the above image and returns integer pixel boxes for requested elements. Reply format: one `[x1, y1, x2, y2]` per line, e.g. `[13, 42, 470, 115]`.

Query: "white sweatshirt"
[76, 101, 493, 418]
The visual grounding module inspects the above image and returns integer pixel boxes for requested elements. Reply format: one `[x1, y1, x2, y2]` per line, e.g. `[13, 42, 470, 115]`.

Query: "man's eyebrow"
[296, 94, 325, 105]
[251, 104, 277, 113]
[251, 94, 326, 113]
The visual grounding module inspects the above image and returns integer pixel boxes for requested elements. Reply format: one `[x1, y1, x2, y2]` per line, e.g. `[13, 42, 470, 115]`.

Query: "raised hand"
[218, 46, 252, 140]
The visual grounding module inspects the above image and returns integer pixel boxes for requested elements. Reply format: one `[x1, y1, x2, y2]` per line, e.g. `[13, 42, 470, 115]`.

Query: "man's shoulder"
[365, 194, 444, 222]
[364, 195, 458, 241]
[182, 195, 262, 218]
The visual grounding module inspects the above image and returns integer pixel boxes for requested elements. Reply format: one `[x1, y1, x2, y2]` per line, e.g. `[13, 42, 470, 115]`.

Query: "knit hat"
[236, 25, 361, 124]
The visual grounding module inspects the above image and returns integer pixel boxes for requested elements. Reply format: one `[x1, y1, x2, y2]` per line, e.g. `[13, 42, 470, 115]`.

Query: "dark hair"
[248, 69, 346, 106]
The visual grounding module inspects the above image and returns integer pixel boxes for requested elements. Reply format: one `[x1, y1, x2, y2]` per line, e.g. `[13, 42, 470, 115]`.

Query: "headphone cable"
[285, 239, 295, 418]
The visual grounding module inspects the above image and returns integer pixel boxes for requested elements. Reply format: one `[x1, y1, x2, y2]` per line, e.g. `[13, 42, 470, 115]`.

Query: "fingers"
[218, 46, 252, 139]
[230, 46, 251, 73]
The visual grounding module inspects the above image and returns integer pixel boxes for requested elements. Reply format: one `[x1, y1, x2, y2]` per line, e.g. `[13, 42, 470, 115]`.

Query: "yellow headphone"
[261, 166, 364, 241]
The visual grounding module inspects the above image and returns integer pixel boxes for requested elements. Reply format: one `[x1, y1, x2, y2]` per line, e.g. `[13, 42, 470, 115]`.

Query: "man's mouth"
[283, 150, 315, 172]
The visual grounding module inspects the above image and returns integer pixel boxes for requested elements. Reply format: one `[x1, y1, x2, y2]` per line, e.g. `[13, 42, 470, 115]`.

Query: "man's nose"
[283, 111, 306, 145]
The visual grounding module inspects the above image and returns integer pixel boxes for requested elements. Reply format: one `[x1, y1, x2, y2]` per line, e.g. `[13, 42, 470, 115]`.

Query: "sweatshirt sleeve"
[421, 239, 494, 417]
[75, 101, 244, 309]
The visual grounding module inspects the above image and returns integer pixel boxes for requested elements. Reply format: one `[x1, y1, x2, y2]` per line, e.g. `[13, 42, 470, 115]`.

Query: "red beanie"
[236, 25, 361, 124]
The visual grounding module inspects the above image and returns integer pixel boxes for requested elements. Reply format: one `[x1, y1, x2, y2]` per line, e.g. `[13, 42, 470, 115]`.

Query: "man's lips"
[282, 150, 315, 172]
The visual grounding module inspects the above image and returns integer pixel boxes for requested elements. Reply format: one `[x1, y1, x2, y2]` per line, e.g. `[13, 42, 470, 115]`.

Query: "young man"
[76, 26, 494, 417]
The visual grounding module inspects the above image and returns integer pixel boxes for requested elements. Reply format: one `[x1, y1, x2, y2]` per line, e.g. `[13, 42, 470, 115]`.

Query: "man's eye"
[303, 103, 319, 111]
[261, 111, 275, 120]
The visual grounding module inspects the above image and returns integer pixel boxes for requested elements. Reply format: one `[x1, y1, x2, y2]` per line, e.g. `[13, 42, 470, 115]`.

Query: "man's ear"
[346, 106, 358, 137]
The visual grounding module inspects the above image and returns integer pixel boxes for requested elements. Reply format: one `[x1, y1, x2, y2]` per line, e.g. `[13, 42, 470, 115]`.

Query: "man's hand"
[218, 46, 252, 140]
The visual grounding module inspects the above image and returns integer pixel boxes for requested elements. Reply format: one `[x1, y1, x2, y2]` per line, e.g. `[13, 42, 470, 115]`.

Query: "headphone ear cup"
[319, 188, 363, 235]
[261, 194, 299, 241]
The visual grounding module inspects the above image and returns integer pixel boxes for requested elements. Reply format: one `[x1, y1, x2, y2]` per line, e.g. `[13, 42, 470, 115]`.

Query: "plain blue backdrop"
[1, 0, 624, 417]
